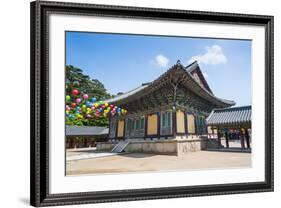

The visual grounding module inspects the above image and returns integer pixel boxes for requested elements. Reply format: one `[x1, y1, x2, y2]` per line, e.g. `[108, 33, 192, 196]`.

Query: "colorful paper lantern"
[66, 95, 71, 101]
[76, 98, 81, 104]
[71, 89, 79, 96]
[83, 94, 89, 99]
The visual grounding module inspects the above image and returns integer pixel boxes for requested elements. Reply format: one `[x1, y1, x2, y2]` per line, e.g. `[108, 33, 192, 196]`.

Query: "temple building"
[206, 105, 251, 149]
[97, 60, 236, 155]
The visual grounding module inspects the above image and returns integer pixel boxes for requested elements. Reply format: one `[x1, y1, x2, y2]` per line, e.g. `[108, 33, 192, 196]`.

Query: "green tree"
[65, 65, 113, 127]
[66, 65, 113, 100]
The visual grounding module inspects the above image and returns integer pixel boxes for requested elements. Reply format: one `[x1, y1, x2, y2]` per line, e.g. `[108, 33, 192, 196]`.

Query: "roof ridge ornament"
[176, 60, 181, 65]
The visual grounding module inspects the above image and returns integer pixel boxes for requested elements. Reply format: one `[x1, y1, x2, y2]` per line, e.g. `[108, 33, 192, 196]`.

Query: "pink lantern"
[66, 105, 70, 111]
[76, 98, 81, 104]
[83, 94, 89, 99]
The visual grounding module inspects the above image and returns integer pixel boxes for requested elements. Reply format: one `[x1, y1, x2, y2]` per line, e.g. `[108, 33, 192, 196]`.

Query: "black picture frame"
[30, 0, 274, 207]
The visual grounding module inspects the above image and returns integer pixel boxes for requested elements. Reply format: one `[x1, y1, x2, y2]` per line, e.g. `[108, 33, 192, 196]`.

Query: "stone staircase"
[111, 140, 129, 153]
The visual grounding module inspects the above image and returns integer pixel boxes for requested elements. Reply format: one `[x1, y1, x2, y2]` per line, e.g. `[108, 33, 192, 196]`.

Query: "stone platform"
[96, 136, 220, 156]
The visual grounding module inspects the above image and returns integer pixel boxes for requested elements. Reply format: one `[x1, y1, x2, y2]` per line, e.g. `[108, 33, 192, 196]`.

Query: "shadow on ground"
[205, 147, 251, 153]
[70, 149, 108, 154]
[120, 153, 175, 158]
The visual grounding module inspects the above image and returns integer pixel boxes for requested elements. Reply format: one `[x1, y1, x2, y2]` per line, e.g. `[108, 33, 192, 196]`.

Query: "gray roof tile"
[206, 105, 251, 126]
[102, 61, 235, 107]
[66, 125, 109, 136]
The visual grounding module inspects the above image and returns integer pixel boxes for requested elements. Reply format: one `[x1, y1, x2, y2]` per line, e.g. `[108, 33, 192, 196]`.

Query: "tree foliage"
[65, 65, 113, 127]
[66, 65, 113, 100]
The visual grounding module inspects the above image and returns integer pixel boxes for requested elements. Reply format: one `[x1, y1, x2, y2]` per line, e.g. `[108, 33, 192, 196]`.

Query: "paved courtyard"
[66, 148, 251, 175]
[67, 148, 120, 161]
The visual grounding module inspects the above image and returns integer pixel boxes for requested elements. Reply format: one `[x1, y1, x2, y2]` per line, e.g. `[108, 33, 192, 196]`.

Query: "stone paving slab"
[66, 150, 121, 161]
[66, 150, 251, 175]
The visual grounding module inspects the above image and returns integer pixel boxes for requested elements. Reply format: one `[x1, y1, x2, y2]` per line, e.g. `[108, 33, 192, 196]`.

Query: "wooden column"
[123, 119, 126, 140]
[157, 113, 160, 139]
[239, 129, 245, 149]
[144, 115, 148, 138]
[84, 138, 87, 147]
[245, 128, 251, 148]
[74, 137, 77, 148]
[115, 120, 119, 140]
[108, 115, 112, 138]
[204, 116, 208, 134]
[225, 132, 229, 148]
[194, 115, 198, 135]
[172, 111, 177, 137]
[235, 131, 239, 142]
[217, 129, 221, 148]
[70, 138, 74, 148]
[184, 111, 188, 135]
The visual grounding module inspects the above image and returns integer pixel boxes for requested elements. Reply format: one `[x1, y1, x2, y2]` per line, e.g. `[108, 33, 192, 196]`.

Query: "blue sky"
[66, 32, 252, 106]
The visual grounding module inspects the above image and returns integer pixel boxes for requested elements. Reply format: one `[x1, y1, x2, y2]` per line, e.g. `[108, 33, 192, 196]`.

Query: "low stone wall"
[96, 142, 118, 151]
[95, 136, 216, 155]
[124, 140, 177, 155]
[125, 136, 207, 155]
[176, 138, 207, 155]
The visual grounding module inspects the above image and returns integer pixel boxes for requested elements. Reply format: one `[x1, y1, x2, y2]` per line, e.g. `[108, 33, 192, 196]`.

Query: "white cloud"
[188, 45, 227, 65]
[153, 54, 169, 68]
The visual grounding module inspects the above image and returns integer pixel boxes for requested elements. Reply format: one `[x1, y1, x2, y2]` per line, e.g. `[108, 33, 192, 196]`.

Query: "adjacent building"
[206, 105, 251, 149]
[66, 125, 109, 148]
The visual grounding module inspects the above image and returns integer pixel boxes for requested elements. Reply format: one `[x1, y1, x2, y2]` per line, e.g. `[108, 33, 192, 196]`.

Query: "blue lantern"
[91, 97, 96, 102]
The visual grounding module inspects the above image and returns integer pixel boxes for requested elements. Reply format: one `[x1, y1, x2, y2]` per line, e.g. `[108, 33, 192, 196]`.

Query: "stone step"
[111, 141, 129, 153]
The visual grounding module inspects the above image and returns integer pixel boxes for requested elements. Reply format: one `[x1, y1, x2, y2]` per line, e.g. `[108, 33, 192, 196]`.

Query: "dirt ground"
[66, 150, 251, 176]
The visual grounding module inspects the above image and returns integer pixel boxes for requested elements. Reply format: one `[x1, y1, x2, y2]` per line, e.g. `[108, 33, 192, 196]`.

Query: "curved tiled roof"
[103, 61, 235, 108]
[206, 105, 251, 126]
[186, 61, 213, 94]
[66, 125, 109, 136]
[104, 84, 149, 103]
[179, 62, 235, 107]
